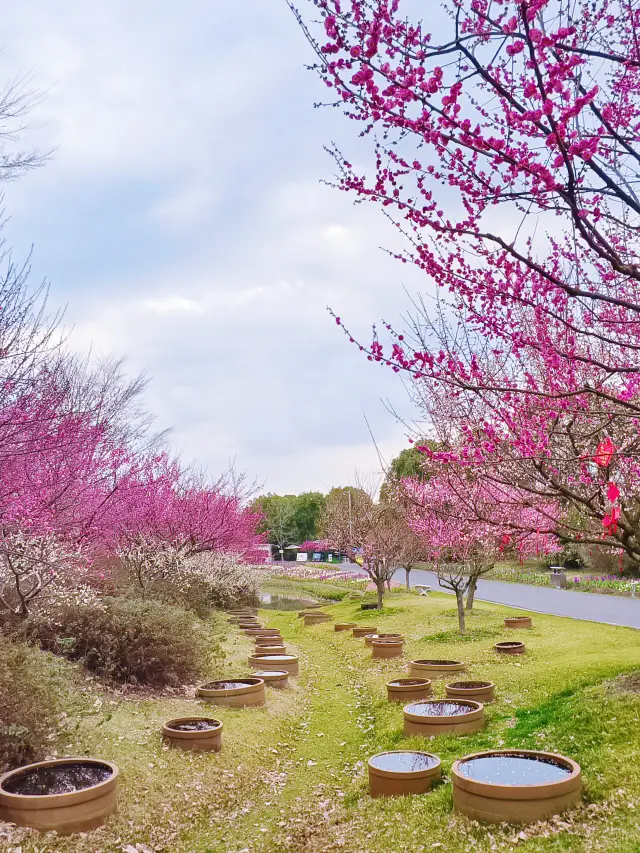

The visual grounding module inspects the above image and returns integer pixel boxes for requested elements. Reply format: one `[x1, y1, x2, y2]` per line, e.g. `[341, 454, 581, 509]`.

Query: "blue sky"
[2, 0, 430, 494]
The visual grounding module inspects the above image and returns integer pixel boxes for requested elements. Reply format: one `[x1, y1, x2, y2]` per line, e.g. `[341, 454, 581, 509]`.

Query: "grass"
[7, 588, 640, 852]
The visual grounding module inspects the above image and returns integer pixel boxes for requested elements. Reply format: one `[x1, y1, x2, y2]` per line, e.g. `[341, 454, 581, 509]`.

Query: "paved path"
[283, 561, 637, 626]
[387, 568, 640, 629]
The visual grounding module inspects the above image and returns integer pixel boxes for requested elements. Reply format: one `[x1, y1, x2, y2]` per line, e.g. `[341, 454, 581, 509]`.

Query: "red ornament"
[607, 482, 620, 503]
[594, 438, 616, 468]
[602, 505, 621, 535]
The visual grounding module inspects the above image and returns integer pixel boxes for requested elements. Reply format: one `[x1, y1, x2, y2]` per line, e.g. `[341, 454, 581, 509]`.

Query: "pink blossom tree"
[293, 0, 640, 563]
[405, 474, 557, 631]
[114, 455, 264, 596]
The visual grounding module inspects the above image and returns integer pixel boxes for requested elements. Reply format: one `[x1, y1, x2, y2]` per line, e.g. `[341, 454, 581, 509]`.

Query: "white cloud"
[0, 1, 427, 494]
[140, 296, 204, 316]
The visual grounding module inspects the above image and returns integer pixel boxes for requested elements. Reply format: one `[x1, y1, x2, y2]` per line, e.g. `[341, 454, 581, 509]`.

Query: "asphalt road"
[394, 568, 640, 629]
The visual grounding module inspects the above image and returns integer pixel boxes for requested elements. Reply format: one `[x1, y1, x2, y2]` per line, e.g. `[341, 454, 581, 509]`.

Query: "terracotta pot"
[197, 678, 266, 707]
[253, 644, 287, 655]
[365, 632, 403, 647]
[446, 680, 495, 703]
[504, 616, 533, 629]
[368, 751, 441, 798]
[334, 622, 357, 632]
[251, 669, 289, 688]
[495, 641, 526, 655]
[254, 634, 283, 646]
[296, 605, 323, 618]
[372, 639, 404, 660]
[403, 699, 485, 736]
[0, 758, 118, 835]
[409, 659, 465, 679]
[249, 653, 299, 675]
[352, 626, 378, 638]
[304, 612, 332, 626]
[386, 678, 432, 703]
[245, 628, 280, 638]
[452, 750, 582, 824]
[162, 717, 222, 752]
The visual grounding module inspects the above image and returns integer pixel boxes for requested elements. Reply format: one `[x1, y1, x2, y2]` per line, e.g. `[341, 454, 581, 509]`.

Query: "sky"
[1, 0, 433, 495]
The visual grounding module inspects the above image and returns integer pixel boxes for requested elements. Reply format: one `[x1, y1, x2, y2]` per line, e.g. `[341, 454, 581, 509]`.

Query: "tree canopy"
[252, 491, 326, 548]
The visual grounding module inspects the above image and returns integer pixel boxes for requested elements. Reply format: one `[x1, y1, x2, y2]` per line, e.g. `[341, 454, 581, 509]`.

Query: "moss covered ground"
[5, 586, 640, 853]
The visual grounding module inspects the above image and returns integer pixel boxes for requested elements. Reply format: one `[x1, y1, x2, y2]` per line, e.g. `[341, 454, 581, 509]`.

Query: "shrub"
[116, 552, 261, 615]
[25, 597, 216, 686]
[176, 553, 261, 611]
[0, 636, 59, 771]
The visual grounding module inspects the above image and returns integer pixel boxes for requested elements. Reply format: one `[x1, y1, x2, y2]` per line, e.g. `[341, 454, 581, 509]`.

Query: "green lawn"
[9, 587, 640, 852]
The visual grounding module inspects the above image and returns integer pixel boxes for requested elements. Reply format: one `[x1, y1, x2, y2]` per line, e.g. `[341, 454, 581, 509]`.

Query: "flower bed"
[260, 565, 368, 586]
[488, 567, 637, 597]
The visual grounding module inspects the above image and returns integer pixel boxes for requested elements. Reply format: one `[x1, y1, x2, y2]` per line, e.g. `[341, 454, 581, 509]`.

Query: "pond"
[405, 701, 473, 717]
[369, 752, 439, 773]
[457, 753, 572, 785]
[2, 762, 113, 796]
[259, 592, 319, 611]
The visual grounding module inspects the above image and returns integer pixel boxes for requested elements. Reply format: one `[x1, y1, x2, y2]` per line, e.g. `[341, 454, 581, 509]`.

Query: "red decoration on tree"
[594, 439, 616, 469]
[606, 482, 620, 503]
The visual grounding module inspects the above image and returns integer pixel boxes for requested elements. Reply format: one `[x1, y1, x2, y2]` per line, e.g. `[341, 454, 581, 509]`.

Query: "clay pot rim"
[372, 638, 404, 646]
[0, 758, 119, 810]
[366, 633, 402, 639]
[335, 623, 357, 628]
[250, 653, 298, 662]
[446, 680, 494, 690]
[353, 626, 378, 633]
[505, 616, 531, 620]
[403, 699, 483, 723]
[252, 646, 286, 654]
[411, 659, 464, 667]
[197, 678, 265, 697]
[251, 669, 288, 678]
[494, 641, 525, 649]
[451, 750, 581, 798]
[387, 678, 432, 689]
[162, 717, 223, 738]
[368, 750, 441, 780]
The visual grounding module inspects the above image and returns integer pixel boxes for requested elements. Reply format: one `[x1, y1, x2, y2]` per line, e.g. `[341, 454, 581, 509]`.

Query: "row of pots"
[0, 605, 286, 835]
[233, 612, 300, 677]
[161, 610, 300, 757]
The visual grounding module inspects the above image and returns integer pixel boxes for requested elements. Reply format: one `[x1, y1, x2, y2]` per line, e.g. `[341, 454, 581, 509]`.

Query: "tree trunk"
[376, 581, 384, 610]
[386, 577, 392, 592]
[456, 589, 466, 634]
[466, 577, 477, 611]
[405, 567, 411, 591]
